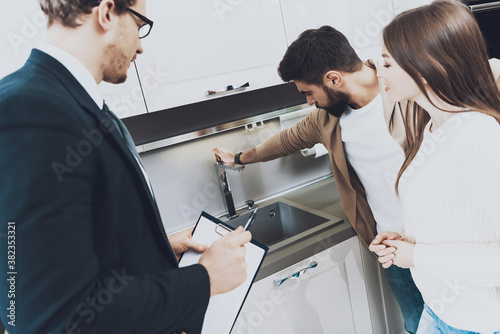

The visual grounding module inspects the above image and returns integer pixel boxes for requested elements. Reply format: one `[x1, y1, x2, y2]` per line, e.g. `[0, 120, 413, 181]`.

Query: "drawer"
[233, 236, 371, 334]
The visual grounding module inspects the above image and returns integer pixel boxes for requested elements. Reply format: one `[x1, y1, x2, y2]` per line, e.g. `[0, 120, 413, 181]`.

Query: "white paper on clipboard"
[179, 212, 268, 334]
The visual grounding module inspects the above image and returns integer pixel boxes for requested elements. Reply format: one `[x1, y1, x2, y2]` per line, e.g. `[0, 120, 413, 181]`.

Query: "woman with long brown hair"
[374, 0, 500, 333]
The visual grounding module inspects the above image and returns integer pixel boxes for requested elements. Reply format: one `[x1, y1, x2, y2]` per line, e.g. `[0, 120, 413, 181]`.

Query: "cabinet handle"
[273, 261, 318, 287]
[468, 1, 500, 13]
[206, 82, 250, 96]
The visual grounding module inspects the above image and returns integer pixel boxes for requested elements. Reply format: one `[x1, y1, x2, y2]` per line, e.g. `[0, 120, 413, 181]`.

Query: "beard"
[102, 43, 130, 84]
[318, 86, 351, 118]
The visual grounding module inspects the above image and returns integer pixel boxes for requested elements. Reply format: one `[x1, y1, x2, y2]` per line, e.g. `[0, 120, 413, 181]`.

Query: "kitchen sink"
[224, 199, 342, 247]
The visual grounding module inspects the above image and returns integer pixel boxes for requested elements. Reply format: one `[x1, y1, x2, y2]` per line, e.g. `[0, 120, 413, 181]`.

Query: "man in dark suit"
[0, 0, 251, 333]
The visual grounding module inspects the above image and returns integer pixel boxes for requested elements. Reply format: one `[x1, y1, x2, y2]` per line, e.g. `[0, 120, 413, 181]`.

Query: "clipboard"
[179, 211, 268, 334]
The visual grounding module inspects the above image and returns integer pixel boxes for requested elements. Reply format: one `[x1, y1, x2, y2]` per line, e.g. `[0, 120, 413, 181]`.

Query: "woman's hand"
[369, 231, 403, 268]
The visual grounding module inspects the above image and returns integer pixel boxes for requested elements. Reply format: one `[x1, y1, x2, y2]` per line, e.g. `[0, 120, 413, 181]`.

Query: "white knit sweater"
[399, 112, 500, 333]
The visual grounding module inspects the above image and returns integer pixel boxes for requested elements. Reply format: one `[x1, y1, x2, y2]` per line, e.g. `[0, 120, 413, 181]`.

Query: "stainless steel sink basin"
[224, 199, 342, 247]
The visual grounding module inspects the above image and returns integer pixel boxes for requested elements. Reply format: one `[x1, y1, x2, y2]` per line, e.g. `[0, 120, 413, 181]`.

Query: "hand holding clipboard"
[179, 212, 269, 334]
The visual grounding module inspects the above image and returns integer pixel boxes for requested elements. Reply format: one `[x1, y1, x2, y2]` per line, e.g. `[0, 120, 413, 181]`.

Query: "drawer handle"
[206, 82, 250, 96]
[469, 1, 500, 13]
[273, 261, 318, 287]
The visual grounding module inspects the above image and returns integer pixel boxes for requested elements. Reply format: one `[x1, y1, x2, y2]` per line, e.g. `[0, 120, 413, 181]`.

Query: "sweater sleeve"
[413, 115, 500, 287]
[255, 109, 324, 161]
[413, 243, 500, 287]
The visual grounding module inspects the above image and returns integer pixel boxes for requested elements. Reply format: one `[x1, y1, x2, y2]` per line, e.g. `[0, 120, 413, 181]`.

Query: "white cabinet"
[0, 3, 47, 80]
[129, 0, 410, 116]
[2, 2, 430, 120]
[232, 236, 372, 334]
[392, 0, 434, 16]
[136, 0, 288, 112]
[279, 0, 395, 61]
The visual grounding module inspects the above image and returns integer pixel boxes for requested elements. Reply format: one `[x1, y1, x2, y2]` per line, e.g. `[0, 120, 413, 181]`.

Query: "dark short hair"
[39, 0, 137, 28]
[278, 25, 363, 86]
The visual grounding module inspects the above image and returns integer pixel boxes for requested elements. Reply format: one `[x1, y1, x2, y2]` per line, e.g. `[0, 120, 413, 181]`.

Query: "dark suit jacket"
[0, 49, 210, 333]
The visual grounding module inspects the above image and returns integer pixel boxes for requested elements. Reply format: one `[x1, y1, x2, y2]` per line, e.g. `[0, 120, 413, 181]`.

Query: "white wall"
[0, 1, 46, 79]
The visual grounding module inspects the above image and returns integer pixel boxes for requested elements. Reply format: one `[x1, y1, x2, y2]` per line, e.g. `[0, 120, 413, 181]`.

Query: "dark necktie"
[102, 102, 156, 200]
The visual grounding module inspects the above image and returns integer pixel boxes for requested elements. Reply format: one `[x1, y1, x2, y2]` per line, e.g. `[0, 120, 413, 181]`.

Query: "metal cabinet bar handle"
[273, 261, 318, 287]
[469, 1, 500, 13]
[206, 82, 250, 96]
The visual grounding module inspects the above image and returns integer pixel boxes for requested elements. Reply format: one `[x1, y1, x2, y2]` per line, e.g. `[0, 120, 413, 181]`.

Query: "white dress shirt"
[37, 43, 104, 109]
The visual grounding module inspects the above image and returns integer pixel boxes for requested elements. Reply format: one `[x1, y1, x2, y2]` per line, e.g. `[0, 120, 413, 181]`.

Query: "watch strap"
[234, 151, 243, 165]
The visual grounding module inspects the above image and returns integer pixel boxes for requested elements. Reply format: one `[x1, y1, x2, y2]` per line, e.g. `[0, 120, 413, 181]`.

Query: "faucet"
[214, 162, 245, 219]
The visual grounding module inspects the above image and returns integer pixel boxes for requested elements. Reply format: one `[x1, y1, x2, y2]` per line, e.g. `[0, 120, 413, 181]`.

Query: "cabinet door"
[233, 236, 372, 334]
[392, 0, 434, 16]
[280, 0, 395, 61]
[0, 3, 47, 80]
[136, 0, 288, 112]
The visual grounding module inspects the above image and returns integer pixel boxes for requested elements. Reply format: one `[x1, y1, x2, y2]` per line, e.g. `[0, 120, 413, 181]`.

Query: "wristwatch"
[234, 151, 243, 165]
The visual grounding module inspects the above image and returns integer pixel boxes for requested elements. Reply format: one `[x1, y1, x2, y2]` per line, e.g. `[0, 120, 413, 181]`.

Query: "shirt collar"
[36, 42, 104, 109]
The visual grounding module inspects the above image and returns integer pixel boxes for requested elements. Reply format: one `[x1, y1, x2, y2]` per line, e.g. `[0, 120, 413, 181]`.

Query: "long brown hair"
[384, 0, 500, 192]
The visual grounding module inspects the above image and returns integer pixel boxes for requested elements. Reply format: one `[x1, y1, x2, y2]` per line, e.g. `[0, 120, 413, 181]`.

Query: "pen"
[243, 208, 258, 231]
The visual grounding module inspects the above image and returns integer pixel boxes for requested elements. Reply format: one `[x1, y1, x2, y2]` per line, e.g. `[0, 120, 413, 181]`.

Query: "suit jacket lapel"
[33, 50, 154, 204]
[27, 49, 179, 264]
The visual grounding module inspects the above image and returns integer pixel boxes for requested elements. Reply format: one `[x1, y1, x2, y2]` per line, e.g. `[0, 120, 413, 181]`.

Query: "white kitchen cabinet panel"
[0, 3, 47, 80]
[280, 0, 395, 55]
[392, 0, 434, 16]
[136, 0, 288, 112]
[232, 236, 372, 334]
[345, 237, 373, 334]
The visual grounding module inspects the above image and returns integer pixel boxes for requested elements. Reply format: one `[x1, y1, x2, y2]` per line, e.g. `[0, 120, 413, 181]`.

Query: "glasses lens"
[138, 24, 151, 39]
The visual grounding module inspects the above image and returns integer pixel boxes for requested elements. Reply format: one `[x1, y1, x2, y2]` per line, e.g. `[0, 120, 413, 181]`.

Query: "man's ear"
[324, 71, 342, 88]
[96, 0, 116, 33]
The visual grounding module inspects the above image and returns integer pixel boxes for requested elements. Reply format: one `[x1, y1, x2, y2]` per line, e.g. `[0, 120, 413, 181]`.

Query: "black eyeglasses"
[127, 8, 153, 39]
[91, 1, 153, 39]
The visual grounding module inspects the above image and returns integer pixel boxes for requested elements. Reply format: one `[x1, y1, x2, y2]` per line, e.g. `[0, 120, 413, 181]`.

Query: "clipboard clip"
[215, 223, 232, 236]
